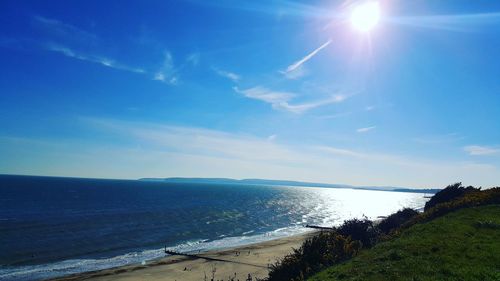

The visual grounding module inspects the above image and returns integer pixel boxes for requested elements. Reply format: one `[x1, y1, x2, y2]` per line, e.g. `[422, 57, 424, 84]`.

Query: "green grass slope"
[309, 205, 500, 281]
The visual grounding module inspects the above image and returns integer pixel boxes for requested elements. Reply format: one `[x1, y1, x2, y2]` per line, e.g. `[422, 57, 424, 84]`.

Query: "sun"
[350, 1, 381, 32]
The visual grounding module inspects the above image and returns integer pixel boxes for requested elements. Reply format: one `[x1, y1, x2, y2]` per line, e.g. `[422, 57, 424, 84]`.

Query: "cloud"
[356, 126, 376, 133]
[69, 118, 500, 188]
[215, 69, 241, 82]
[414, 133, 464, 145]
[4, 118, 500, 188]
[153, 52, 178, 85]
[282, 65, 308, 79]
[186, 52, 200, 66]
[464, 145, 500, 156]
[282, 39, 332, 78]
[36, 16, 182, 85]
[318, 111, 352, 119]
[388, 12, 500, 32]
[33, 16, 98, 44]
[315, 146, 367, 158]
[279, 95, 346, 114]
[234, 86, 346, 114]
[45, 43, 145, 73]
[234, 86, 293, 104]
[82, 117, 303, 164]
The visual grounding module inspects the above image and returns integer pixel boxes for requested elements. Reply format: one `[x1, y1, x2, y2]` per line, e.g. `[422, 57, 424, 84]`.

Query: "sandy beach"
[51, 231, 318, 281]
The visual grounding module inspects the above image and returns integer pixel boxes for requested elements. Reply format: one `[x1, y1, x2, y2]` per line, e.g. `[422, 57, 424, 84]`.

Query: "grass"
[308, 205, 500, 281]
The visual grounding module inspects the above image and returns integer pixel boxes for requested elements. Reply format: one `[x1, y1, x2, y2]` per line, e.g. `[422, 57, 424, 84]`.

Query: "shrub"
[267, 231, 360, 281]
[335, 217, 378, 248]
[401, 187, 500, 230]
[424, 183, 479, 211]
[378, 208, 418, 234]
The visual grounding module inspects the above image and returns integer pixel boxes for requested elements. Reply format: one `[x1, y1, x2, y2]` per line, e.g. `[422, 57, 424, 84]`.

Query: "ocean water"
[0, 175, 428, 280]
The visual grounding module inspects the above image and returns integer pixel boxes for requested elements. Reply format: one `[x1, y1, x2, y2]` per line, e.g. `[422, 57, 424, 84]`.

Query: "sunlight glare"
[350, 1, 381, 32]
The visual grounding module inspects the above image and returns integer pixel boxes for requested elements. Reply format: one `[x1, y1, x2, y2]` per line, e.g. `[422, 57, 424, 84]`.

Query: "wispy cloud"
[316, 146, 367, 158]
[45, 43, 145, 73]
[33, 16, 98, 44]
[83, 117, 302, 164]
[69, 118, 500, 188]
[184, 1, 330, 19]
[356, 126, 376, 133]
[414, 133, 464, 145]
[318, 111, 352, 119]
[279, 95, 346, 114]
[215, 68, 241, 82]
[282, 39, 332, 78]
[388, 12, 500, 32]
[36, 16, 185, 85]
[234, 86, 346, 114]
[186, 52, 200, 66]
[282, 65, 308, 80]
[234, 86, 294, 105]
[464, 145, 500, 156]
[153, 52, 178, 85]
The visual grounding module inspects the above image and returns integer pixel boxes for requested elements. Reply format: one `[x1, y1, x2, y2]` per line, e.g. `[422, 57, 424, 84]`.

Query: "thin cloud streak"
[464, 145, 500, 156]
[283, 39, 332, 76]
[387, 12, 500, 32]
[215, 68, 241, 82]
[45, 43, 145, 73]
[234, 86, 346, 114]
[357, 126, 376, 133]
[33, 15, 98, 44]
[414, 133, 464, 145]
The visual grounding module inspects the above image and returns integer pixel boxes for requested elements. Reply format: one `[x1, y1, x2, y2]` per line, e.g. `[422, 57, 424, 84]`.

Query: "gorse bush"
[402, 186, 500, 230]
[424, 182, 479, 211]
[378, 208, 418, 234]
[268, 232, 360, 281]
[334, 217, 378, 248]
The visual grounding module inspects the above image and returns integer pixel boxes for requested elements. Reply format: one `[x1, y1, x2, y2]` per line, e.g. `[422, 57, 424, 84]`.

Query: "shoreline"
[50, 231, 318, 281]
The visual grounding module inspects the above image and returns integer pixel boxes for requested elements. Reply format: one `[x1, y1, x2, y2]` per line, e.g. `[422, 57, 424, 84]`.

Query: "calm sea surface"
[0, 175, 428, 280]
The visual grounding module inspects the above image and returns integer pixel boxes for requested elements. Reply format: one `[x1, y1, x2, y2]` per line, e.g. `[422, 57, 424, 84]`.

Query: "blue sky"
[1, 0, 500, 188]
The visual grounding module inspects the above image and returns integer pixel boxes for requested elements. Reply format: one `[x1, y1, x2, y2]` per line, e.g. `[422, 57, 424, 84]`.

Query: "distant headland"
[139, 177, 440, 194]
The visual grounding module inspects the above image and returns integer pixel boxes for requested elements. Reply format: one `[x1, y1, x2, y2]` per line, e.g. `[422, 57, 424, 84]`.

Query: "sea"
[0, 175, 428, 280]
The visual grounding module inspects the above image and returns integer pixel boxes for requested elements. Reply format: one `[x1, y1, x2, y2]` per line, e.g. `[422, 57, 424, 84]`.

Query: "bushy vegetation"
[334, 217, 378, 248]
[268, 232, 360, 281]
[266, 184, 500, 281]
[377, 208, 418, 234]
[309, 205, 500, 281]
[424, 182, 479, 211]
[401, 186, 500, 231]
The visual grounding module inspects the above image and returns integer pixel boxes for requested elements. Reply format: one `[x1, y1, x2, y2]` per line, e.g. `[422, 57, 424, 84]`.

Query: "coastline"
[50, 231, 318, 281]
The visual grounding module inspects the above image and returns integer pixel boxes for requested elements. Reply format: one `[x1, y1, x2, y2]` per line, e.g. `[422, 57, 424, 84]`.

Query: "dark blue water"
[0, 175, 427, 280]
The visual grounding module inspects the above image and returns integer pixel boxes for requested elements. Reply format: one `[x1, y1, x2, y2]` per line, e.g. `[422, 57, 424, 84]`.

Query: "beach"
[51, 231, 318, 281]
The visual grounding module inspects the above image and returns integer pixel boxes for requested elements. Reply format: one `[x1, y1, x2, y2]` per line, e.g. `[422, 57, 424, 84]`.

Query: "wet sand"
[51, 231, 318, 281]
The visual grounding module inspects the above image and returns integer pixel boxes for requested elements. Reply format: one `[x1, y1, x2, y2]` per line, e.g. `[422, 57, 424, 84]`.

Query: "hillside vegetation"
[309, 205, 500, 281]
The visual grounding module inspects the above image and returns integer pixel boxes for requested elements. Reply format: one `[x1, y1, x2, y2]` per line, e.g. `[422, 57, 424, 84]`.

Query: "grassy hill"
[308, 205, 500, 281]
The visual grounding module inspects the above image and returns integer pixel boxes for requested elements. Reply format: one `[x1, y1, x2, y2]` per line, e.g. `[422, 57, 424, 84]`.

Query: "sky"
[1, 0, 500, 188]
